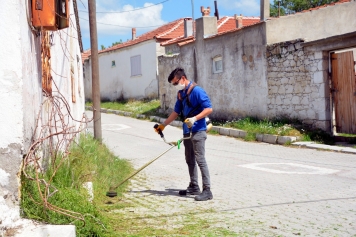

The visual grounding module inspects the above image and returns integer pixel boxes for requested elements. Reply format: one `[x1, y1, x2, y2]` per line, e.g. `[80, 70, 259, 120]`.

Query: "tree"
[101, 45, 106, 50]
[270, 0, 339, 16]
[270, 2, 286, 17]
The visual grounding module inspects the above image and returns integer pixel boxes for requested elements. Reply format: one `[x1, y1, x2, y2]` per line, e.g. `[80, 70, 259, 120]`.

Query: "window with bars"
[130, 55, 141, 76]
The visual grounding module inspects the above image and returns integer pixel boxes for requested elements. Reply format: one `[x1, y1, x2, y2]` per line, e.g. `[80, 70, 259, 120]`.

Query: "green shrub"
[21, 134, 133, 236]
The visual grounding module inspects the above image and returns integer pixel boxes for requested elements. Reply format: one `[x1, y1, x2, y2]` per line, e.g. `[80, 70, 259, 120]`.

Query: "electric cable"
[78, 0, 169, 14]
[78, 17, 165, 28]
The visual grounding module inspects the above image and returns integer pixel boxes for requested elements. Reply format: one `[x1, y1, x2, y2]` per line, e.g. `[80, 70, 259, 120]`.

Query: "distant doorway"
[331, 49, 356, 134]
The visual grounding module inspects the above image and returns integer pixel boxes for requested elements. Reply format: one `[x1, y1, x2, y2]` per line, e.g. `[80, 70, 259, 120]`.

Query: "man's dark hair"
[168, 67, 186, 83]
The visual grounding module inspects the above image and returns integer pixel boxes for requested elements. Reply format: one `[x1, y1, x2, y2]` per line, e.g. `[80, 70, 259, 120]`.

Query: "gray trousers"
[183, 131, 211, 188]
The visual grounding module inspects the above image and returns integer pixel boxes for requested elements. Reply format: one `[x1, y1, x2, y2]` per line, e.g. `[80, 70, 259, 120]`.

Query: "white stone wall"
[0, 0, 85, 229]
[0, 1, 40, 209]
[266, 40, 330, 130]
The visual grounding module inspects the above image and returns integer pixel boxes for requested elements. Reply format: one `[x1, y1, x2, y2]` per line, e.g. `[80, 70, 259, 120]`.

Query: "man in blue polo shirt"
[154, 67, 213, 201]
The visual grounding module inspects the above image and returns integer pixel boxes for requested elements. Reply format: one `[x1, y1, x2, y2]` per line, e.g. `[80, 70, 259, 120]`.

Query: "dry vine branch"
[22, 90, 92, 225]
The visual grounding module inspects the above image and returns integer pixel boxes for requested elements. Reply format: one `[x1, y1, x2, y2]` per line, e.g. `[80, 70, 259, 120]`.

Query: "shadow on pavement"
[128, 188, 196, 199]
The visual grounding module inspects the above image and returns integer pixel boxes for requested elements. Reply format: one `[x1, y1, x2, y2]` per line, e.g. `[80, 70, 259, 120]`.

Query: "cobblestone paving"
[94, 112, 356, 236]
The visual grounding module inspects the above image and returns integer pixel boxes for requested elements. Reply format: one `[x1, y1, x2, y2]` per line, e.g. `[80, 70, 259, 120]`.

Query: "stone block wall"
[159, 36, 332, 131]
[266, 39, 330, 130]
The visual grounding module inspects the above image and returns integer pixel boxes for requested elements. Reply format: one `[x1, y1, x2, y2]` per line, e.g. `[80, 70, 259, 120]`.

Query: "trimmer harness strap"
[177, 83, 200, 121]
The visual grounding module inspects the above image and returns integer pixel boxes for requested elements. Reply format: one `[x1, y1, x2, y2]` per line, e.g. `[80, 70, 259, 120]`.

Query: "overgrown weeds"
[86, 99, 161, 118]
[212, 117, 336, 144]
[21, 133, 239, 236]
[214, 117, 301, 137]
[21, 134, 133, 236]
[87, 99, 339, 145]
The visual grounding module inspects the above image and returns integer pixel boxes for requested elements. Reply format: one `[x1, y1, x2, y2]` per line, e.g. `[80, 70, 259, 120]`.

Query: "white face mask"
[174, 82, 185, 91]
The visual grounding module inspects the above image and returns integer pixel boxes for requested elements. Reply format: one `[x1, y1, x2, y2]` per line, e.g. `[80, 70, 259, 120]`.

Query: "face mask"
[175, 82, 185, 91]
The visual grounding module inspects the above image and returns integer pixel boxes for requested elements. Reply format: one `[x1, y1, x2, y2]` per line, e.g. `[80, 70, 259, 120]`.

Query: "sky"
[77, 0, 268, 51]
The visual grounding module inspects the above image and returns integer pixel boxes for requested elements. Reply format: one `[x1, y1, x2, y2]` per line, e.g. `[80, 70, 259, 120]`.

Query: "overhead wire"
[78, 0, 169, 28]
[78, 0, 169, 14]
[78, 17, 166, 28]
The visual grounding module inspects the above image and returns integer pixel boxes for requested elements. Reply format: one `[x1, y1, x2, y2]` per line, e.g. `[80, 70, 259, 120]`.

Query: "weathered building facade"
[158, 0, 356, 133]
[0, 0, 84, 234]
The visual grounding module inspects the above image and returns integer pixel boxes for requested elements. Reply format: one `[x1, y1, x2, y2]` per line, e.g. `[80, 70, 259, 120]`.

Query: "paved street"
[87, 112, 356, 236]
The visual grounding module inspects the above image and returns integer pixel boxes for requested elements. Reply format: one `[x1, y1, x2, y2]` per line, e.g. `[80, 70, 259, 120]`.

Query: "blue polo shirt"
[174, 82, 212, 134]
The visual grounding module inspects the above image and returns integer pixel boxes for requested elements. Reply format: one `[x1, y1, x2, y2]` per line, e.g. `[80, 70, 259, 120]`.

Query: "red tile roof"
[178, 38, 195, 47]
[155, 19, 186, 41]
[100, 18, 191, 53]
[162, 16, 260, 47]
[161, 35, 193, 46]
[81, 49, 91, 63]
[207, 17, 262, 40]
[217, 16, 260, 33]
[82, 18, 191, 60]
[163, 0, 352, 47]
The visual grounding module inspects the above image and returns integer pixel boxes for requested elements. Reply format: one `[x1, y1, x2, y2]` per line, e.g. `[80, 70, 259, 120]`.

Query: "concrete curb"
[292, 142, 356, 154]
[14, 224, 75, 237]
[86, 106, 299, 144]
[86, 106, 356, 154]
[210, 126, 299, 145]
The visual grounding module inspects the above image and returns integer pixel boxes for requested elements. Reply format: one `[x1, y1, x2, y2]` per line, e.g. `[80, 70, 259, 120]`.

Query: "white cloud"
[78, 2, 167, 38]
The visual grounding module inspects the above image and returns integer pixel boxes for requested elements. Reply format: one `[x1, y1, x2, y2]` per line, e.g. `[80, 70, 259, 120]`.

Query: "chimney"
[132, 28, 136, 40]
[234, 14, 243, 29]
[201, 6, 211, 16]
[196, 6, 217, 40]
[184, 19, 193, 38]
[260, 0, 270, 21]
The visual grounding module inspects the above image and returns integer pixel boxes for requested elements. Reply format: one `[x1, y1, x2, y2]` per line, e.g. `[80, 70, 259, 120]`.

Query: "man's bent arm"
[163, 111, 179, 125]
[195, 108, 213, 121]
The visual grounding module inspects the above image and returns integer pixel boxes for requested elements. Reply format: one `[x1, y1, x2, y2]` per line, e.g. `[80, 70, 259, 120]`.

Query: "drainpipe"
[191, 0, 195, 39]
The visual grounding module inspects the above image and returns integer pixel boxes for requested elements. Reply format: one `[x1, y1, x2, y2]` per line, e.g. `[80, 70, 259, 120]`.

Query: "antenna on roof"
[214, 1, 219, 20]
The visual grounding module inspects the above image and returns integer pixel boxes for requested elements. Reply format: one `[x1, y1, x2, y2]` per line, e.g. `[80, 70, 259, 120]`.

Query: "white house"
[0, 0, 84, 235]
[83, 18, 193, 102]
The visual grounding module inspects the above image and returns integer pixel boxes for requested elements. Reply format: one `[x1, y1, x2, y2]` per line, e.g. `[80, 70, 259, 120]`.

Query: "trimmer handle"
[154, 124, 164, 138]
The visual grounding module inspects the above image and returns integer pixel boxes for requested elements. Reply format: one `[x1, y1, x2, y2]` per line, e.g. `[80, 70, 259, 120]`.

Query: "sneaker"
[179, 182, 201, 195]
[194, 186, 213, 201]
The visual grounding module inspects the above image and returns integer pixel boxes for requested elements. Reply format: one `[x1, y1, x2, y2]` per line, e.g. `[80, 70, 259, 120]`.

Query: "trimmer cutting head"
[106, 190, 117, 197]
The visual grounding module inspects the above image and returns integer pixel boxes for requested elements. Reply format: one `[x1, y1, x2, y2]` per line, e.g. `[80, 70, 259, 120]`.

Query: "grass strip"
[21, 134, 133, 236]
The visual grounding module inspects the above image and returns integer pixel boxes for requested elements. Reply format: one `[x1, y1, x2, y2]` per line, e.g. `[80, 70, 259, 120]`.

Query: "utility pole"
[88, 0, 102, 140]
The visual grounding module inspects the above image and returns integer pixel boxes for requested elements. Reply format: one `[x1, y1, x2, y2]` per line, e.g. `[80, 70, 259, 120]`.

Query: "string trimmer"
[106, 124, 190, 197]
